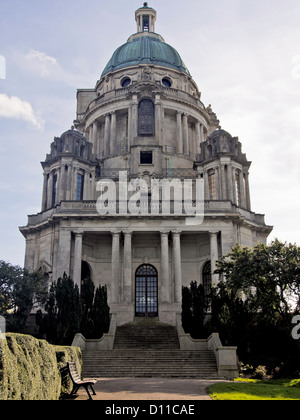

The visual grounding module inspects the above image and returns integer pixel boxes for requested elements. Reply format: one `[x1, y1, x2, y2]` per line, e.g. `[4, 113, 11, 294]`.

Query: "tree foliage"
[0, 260, 47, 332]
[38, 274, 110, 344]
[211, 239, 300, 372]
[182, 281, 209, 339]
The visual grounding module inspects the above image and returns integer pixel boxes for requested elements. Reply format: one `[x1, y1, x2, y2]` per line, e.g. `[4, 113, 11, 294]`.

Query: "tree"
[38, 275, 110, 344]
[80, 276, 95, 338]
[182, 281, 208, 339]
[38, 273, 82, 345]
[214, 240, 300, 322]
[211, 239, 300, 371]
[90, 285, 110, 339]
[0, 260, 47, 332]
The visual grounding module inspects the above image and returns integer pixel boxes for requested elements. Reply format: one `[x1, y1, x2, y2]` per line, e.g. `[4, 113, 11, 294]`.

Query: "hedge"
[0, 333, 82, 400]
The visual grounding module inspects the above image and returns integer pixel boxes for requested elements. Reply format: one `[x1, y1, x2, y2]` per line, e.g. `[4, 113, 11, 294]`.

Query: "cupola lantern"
[135, 3, 157, 33]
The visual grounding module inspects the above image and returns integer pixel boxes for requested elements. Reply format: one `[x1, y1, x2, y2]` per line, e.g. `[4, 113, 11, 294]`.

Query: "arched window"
[81, 261, 91, 282]
[202, 261, 212, 297]
[138, 99, 155, 137]
[135, 264, 158, 317]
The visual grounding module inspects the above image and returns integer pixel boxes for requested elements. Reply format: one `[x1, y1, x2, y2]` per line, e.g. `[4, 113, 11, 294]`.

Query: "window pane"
[208, 173, 216, 200]
[76, 174, 84, 201]
[140, 151, 153, 164]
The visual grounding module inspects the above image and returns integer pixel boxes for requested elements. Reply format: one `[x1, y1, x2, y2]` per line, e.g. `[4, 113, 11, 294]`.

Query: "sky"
[0, 0, 299, 266]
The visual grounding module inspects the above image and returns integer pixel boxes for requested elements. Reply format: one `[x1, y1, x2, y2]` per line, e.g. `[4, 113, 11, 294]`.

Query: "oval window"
[162, 78, 172, 88]
[121, 77, 131, 88]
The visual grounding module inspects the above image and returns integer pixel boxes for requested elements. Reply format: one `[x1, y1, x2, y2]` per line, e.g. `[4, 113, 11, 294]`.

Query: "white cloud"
[18, 49, 92, 87]
[22, 50, 59, 78]
[0, 94, 44, 130]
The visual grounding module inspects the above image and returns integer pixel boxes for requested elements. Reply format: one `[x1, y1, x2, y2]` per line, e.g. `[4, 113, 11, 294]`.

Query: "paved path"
[69, 378, 226, 401]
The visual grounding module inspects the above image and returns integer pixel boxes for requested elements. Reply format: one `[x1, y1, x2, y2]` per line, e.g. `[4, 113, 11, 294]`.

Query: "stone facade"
[20, 4, 272, 327]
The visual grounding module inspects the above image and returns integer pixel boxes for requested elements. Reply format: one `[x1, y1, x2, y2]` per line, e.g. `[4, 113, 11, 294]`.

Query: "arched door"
[135, 264, 158, 317]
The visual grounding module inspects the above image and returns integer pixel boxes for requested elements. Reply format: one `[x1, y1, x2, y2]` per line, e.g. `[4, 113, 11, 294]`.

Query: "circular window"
[162, 78, 172, 88]
[121, 77, 131, 88]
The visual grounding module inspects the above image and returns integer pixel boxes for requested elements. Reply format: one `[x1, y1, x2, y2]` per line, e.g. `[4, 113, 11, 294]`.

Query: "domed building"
[20, 3, 272, 328]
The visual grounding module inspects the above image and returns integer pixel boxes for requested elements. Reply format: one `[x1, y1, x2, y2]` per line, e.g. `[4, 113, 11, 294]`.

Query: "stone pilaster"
[172, 232, 182, 303]
[160, 232, 170, 303]
[73, 232, 83, 290]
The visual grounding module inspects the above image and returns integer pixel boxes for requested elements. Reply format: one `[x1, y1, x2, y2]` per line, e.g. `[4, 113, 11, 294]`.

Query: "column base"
[158, 302, 181, 326]
[110, 303, 135, 326]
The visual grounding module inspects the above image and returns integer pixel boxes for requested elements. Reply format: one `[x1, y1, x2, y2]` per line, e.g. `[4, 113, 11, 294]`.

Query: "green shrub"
[55, 345, 82, 395]
[0, 333, 82, 400]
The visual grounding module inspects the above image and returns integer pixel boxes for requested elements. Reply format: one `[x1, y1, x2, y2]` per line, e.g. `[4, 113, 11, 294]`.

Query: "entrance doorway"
[135, 264, 158, 317]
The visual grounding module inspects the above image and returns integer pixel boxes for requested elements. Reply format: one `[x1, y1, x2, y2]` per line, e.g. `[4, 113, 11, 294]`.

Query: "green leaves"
[0, 261, 47, 332]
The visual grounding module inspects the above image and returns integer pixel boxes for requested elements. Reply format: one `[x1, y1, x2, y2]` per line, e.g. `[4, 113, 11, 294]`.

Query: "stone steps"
[82, 320, 220, 379]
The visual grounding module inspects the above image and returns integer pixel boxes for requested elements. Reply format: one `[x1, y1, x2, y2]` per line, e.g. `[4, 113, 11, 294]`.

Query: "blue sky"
[0, 0, 299, 266]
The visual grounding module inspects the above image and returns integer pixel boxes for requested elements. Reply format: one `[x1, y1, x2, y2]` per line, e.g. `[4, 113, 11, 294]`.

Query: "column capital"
[73, 231, 84, 237]
[111, 230, 121, 236]
[172, 231, 182, 237]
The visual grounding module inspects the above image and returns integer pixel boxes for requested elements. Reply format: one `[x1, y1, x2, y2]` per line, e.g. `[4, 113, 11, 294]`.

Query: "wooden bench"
[67, 362, 97, 400]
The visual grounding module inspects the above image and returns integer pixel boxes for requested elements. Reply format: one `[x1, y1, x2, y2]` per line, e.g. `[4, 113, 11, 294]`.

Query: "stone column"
[204, 170, 209, 200]
[172, 232, 182, 303]
[245, 172, 251, 210]
[227, 164, 234, 203]
[58, 164, 66, 203]
[176, 112, 183, 154]
[92, 121, 98, 155]
[239, 171, 246, 208]
[47, 172, 53, 209]
[83, 171, 89, 200]
[111, 231, 120, 303]
[200, 123, 205, 142]
[215, 166, 221, 200]
[110, 111, 117, 156]
[129, 95, 138, 141]
[161, 232, 170, 303]
[73, 232, 83, 291]
[183, 113, 189, 156]
[209, 231, 219, 285]
[232, 167, 237, 205]
[65, 165, 72, 201]
[195, 121, 201, 155]
[54, 170, 60, 206]
[221, 164, 226, 200]
[155, 95, 162, 145]
[42, 173, 48, 211]
[123, 231, 132, 303]
[72, 166, 78, 201]
[104, 114, 111, 157]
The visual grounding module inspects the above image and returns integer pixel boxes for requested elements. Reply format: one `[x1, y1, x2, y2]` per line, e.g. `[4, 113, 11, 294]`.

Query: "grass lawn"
[207, 378, 300, 400]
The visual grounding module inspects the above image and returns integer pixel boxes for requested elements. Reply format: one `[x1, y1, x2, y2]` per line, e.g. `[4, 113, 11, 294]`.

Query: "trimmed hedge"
[0, 333, 82, 400]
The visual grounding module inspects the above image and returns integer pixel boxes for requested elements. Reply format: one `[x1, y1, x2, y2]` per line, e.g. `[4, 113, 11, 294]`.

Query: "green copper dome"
[101, 35, 190, 77]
